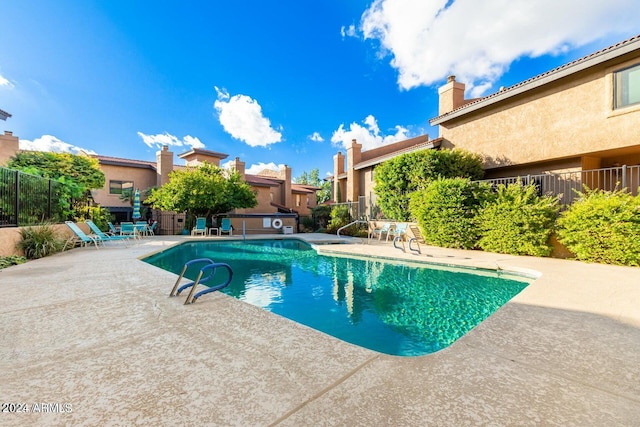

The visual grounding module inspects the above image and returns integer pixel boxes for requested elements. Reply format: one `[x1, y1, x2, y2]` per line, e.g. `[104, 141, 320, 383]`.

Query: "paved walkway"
[1, 234, 639, 426]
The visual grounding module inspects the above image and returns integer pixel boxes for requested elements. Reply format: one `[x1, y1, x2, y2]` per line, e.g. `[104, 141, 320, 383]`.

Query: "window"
[296, 194, 301, 207]
[614, 63, 640, 109]
[109, 180, 133, 195]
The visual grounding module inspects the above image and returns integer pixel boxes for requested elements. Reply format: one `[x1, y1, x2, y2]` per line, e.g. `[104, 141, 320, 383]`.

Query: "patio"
[1, 235, 639, 426]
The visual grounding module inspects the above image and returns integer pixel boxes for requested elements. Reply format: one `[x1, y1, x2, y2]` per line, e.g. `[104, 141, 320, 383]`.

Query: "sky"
[1, 0, 639, 179]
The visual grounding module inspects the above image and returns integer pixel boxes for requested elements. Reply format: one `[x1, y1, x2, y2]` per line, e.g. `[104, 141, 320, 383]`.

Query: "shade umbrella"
[132, 188, 141, 220]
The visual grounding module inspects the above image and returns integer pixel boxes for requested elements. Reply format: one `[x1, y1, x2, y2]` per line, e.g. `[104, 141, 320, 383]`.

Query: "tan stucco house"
[332, 34, 640, 214]
[430, 34, 640, 181]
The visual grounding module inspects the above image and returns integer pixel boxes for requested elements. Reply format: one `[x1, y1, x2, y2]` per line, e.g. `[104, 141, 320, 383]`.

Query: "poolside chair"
[147, 221, 157, 236]
[64, 221, 101, 249]
[85, 220, 133, 245]
[370, 222, 393, 241]
[408, 224, 426, 255]
[119, 222, 138, 239]
[107, 222, 119, 235]
[135, 221, 150, 237]
[191, 217, 207, 236]
[219, 218, 233, 236]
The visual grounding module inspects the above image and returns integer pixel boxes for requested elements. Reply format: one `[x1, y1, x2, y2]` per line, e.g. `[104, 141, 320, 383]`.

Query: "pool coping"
[1, 234, 639, 425]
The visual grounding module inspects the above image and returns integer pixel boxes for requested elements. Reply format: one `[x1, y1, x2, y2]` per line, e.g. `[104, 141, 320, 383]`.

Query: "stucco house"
[331, 34, 640, 214]
[430, 34, 640, 187]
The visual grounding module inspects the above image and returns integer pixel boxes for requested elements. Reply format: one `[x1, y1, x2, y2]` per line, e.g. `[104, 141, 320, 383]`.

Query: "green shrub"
[311, 205, 332, 230]
[16, 224, 65, 259]
[556, 188, 640, 266]
[0, 255, 27, 269]
[477, 182, 560, 256]
[326, 205, 351, 234]
[410, 178, 492, 249]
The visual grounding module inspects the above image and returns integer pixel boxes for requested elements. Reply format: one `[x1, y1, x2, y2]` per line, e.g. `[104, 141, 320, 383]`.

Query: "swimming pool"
[144, 239, 530, 356]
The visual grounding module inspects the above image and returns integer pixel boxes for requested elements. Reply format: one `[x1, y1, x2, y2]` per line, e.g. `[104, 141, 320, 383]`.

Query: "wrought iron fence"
[0, 167, 65, 227]
[478, 165, 639, 207]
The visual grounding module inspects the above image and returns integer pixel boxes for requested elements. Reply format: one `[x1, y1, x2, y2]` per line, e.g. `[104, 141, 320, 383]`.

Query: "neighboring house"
[430, 34, 640, 182]
[329, 134, 441, 215]
[330, 34, 640, 215]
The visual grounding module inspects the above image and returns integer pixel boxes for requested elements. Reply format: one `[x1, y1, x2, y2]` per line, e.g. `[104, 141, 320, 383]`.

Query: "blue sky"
[1, 0, 639, 179]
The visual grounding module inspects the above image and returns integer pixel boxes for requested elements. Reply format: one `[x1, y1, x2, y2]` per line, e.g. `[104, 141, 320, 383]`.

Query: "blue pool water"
[144, 239, 530, 356]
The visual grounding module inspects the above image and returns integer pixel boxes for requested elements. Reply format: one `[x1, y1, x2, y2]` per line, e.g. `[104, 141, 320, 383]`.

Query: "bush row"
[410, 178, 640, 266]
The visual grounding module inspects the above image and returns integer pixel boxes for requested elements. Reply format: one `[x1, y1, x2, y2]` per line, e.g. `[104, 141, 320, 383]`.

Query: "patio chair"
[135, 221, 150, 237]
[408, 225, 426, 254]
[191, 217, 207, 236]
[147, 221, 157, 236]
[63, 221, 101, 249]
[85, 220, 133, 245]
[219, 218, 233, 236]
[107, 222, 119, 235]
[370, 222, 393, 241]
[119, 222, 138, 239]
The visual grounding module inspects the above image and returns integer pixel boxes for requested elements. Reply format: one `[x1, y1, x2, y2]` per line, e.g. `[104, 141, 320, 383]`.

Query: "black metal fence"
[0, 167, 65, 227]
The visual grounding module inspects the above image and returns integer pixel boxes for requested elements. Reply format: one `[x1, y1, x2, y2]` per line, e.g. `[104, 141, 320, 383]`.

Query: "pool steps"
[169, 258, 233, 304]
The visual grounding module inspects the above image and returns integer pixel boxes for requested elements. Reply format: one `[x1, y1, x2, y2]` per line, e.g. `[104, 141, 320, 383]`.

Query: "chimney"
[346, 139, 362, 202]
[438, 75, 466, 115]
[156, 145, 173, 187]
[0, 130, 20, 166]
[281, 164, 292, 208]
[232, 156, 245, 177]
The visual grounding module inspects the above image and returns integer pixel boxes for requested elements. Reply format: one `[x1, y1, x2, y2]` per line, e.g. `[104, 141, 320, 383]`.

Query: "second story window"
[614, 63, 640, 109]
[109, 180, 133, 195]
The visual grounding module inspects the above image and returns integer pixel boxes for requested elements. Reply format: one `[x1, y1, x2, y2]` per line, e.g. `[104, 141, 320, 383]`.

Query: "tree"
[295, 168, 332, 204]
[145, 162, 257, 222]
[374, 149, 483, 221]
[7, 151, 105, 220]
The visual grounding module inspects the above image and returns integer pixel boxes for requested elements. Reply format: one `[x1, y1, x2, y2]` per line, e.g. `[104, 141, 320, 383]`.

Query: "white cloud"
[360, 0, 639, 96]
[0, 73, 14, 88]
[245, 162, 283, 175]
[19, 135, 96, 155]
[221, 160, 283, 175]
[340, 24, 357, 39]
[309, 132, 324, 142]
[214, 87, 282, 148]
[331, 114, 410, 151]
[137, 132, 205, 150]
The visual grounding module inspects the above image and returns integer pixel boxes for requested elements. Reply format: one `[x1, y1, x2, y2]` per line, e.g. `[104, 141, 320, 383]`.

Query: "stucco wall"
[440, 57, 640, 170]
[92, 164, 157, 208]
[0, 223, 84, 257]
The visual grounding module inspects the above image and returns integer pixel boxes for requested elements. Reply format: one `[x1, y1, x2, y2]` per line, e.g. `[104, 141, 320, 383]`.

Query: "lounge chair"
[219, 218, 233, 236]
[191, 217, 207, 236]
[370, 222, 393, 241]
[107, 222, 119, 235]
[64, 221, 101, 249]
[85, 220, 133, 245]
[408, 225, 426, 254]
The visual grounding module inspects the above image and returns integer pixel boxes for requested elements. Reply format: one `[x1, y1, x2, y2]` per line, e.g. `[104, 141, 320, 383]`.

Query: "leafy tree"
[145, 162, 257, 223]
[7, 151, 105, 220]
[374, 149, 483, 221]
[477, 181, 560, 256]
[295, 168, 332, 204]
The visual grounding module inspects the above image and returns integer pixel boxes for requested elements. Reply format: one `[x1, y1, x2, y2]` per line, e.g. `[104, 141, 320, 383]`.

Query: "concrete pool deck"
[1, 234, 639, 426]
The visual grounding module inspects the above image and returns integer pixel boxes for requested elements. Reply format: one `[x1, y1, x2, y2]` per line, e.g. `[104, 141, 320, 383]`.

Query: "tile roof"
[354, 138, 442, 170]
[430, 33, 640, 125]
[92, 154, 157, 169]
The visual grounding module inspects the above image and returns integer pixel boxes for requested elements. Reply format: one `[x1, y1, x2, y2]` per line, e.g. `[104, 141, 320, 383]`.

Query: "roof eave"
[430, 36, 640, 125]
